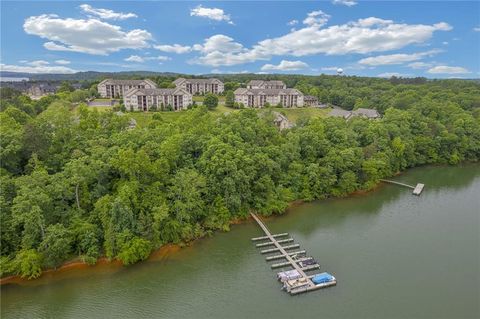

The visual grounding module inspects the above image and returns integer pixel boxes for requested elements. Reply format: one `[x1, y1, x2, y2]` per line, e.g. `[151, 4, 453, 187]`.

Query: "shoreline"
[0, 193, 374, 286]
[0, 164, 445, 286]
[0, 216, 257, 286]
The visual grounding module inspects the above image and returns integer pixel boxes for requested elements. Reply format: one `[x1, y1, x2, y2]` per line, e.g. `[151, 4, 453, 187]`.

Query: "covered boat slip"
[250, 213, 336, 295]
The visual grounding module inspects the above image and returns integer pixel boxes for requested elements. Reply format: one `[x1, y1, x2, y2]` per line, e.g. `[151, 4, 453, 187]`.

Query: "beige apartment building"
[123, 88, 192, 111]
[234, 88, 304, 108]
[97, 79, 157, 98]
[173, 78, 224, 95]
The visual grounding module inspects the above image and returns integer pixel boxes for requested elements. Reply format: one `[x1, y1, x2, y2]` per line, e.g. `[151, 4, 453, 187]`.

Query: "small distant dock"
[250, 213, 336, 295]
[380, 179, 425, 195]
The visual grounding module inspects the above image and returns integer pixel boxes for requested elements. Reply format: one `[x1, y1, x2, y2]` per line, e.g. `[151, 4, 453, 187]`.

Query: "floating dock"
[379, 179, 425, 195]
[250, 213, 336, 295]
[412, 183, 425, 195]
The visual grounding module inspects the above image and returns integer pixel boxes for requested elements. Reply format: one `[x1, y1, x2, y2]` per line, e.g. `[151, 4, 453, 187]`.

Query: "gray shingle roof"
[304, 95, 318, 101]
[101, 79, 153, 85]
[329, 109, 352, 119]
[125, 87, 188, 96]
[175, 78, 222, 84]
[247, 80, 286, 87]
[234, 88, 302, 96]
[352, 108, 380, 118]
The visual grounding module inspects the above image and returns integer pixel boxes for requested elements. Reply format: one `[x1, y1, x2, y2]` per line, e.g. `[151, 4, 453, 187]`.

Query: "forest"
[1, 75, 479, 279]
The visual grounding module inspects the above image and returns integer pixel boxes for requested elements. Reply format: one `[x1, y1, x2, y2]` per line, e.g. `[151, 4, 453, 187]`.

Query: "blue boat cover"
[312, 272, 334, 284]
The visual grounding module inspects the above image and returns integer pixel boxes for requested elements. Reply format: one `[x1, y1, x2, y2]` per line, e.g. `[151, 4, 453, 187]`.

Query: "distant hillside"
[1, 71, 479, 84]
[0, 71, 182, 81]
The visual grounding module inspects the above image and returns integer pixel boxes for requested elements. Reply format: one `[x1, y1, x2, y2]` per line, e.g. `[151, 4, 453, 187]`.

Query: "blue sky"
[1, 1, 479, 78]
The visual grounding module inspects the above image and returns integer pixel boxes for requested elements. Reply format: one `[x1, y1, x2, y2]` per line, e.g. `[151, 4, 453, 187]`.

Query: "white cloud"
[54, 59, 71, 65]
[473, 27, 480, 32]
[211, 69, 249, 74]
[0, 63, 77, 74]
[154, 44, 191, 54]
[407, 62, 432, 69]
[332, 0, 358, 7]
[190, 34, 262, 67]
[190, 12, 452, 67]
[321, 66, 340, 71]
[193, 34, 244, 53]
[190, 5, 233, 24]
[152, 56, 170, 61]
[124, 55, 171, 63]
[124, 55, 144, 62]
[354, 17, 393, 27]
[378, 72, 411, 78]
[442, 41, 448, 45]
[358, 49, 441, 66]
[303, 10, 330, 27]
[261, 60, 309, 71]
[27, 60, 50, 66]
[427, 65, 470, 74]
[79, 4, 137, 20]
[288, 20, 298, 26]
[24, 14, 152, 55]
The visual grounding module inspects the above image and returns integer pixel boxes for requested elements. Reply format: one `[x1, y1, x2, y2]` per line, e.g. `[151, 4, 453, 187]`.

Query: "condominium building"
[123, 88, 192, 111]
[97, 79, 157, 98]
[246, 80, 287, 89]
[234, 88, 304, 108]
[173, 78, 224, 95]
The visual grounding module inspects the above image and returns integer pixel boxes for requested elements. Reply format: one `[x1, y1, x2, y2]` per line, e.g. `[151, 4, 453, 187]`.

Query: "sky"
[1, 1, 479, 78]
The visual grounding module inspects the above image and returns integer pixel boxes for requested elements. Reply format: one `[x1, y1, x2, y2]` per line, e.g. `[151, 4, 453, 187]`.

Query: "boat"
[282, 277, 310, 293]
[298, 257, 316, 267]
[277, 269, 301, 282]
[311, 272, 336, 285]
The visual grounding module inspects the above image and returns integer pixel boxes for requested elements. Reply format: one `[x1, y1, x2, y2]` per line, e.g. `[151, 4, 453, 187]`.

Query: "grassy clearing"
[81, 104, 330, 128]
[128, 105, 237, 128]
[193, 95, 225, 103]
[278, 107, 331, 123]
[88, 105, 113, 112]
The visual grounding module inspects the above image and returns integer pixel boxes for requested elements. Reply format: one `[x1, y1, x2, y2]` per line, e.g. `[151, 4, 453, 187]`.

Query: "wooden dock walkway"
[380, 179, 425, 195]
[250, 213, 336, 295]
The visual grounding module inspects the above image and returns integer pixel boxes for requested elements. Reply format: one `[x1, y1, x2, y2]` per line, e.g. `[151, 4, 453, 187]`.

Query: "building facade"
[234, 88, 304, 108]
[173, 78, 224, 95]
[303, 95, 319, 107]
[123, 88, 192, 111]
[97, 79, 157, 98]
[246, 80, 287, 89]
[27, 83, 57, 99]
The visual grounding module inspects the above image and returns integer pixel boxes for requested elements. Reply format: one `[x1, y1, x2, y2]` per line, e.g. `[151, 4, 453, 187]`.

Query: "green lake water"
[1, 164, 479, 319]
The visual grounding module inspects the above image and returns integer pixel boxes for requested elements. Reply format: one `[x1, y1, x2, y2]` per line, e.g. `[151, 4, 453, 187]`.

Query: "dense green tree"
[0, 113, 24, 173]
[117, 237, 152, 265]
[225, 90, 235, 108]
[204, 93, 219, 109]
[10, 249, 43, 279]
[39, 224, 72, 268]
[57, 82, 74, 93]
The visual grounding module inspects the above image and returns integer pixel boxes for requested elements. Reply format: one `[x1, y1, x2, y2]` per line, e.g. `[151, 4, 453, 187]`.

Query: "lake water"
[1, 164, 479, 319]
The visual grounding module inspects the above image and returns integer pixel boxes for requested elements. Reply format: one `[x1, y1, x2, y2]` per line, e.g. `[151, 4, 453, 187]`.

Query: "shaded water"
[2, 165, 479, 319]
